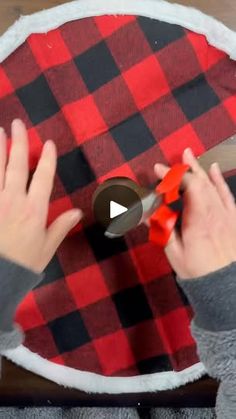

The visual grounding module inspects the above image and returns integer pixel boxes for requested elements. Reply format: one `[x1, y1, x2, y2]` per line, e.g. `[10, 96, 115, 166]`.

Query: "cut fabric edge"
[2, 345, 206, 394]
[0, 0, 236, 63]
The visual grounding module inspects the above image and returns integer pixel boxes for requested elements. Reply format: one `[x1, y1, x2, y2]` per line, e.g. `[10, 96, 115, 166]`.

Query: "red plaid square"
[93, 75, 137, 128]
[45, 61, 88, 106]
[61, 18, 102, 56]
[2, 42, 41, 89]
[107, 20, 152, 71]
[170, 344, 199, 372]
[27, 127, 43, 170]
[0, 66, 14, 98]
[98, 163, 137, 184]
[94, 15, 136, 37]
[126, 320, 166, 362]
[47, 196, 74, 227]
[206, 58, 236, 101]
[66, 264, 109, 308]
[57, 230, 97, 275]
[224, 95, 236, 122]
[100, 252, 139, 294]
[70, 182, 98, 228]
[156, 307, 195, 354]
[129, 143, 166, 186]
[63, 95, 108, 145]
[81, 297, 121, 339]
[160, 123, 205, 163]
[15, 292, 45, 331]
[62, 343, 103, 374]
[193, 104, 236, 149]
[94, 330, 135, 375]
[34, 280, 77, 322]
[36, 112, 76, 156]
[28, 29, 71, 70]
[156, 36, 202, 90]
[187, 31, 226, 71]
[111, 365, 139, 377]
[145, 275, 185, 318]
[126, 224, 149, 248]
[143, 94, 188, 142]
[50, 355, 65, 366]
[83, 132, 125, 178]
[50, 174, 68, 202]
[130, 242, 172, 284]
[24, 325, 59, 359]
[0, 94, 30, 135]
[123, 55, 170, 110]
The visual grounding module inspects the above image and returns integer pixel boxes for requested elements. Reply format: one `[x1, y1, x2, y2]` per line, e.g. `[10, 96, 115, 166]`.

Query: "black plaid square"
[74, 41, 120, 92]
[85, 223, 128, 261]
[138, 17, 185, 52]
[173, 73, 220, 121]
[57, 147, 96, 194]
[49, 311, 90, 353]
[17, 74, 60, 125]
[138, 354, 172, 374]
[111, 113, 156, 160]
[113, 285, 153, 328]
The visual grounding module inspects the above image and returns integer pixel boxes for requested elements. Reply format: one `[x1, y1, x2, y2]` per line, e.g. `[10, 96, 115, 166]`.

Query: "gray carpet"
[0, 407, 216, 418]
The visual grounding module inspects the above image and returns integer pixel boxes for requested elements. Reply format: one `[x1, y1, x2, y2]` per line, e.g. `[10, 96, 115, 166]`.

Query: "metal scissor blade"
[105, 191, 162, 238]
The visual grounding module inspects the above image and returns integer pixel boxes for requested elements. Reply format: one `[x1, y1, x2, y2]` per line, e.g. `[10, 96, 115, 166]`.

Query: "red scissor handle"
[149, 163, 189, 247]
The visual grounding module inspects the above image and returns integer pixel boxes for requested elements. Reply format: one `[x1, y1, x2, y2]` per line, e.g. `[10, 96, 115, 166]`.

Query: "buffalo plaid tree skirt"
[0, 2, 236, 393]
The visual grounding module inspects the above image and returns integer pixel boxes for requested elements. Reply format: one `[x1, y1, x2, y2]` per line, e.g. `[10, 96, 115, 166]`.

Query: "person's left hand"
[0, 119, 82, 274]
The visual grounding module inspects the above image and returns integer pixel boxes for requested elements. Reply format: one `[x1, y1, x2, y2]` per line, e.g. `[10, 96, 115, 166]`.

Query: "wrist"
[177, 262, 236, 332]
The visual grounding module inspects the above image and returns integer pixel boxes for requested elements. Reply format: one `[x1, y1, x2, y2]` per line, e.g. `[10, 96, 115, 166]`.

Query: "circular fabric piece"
[0, 10, 235, 393]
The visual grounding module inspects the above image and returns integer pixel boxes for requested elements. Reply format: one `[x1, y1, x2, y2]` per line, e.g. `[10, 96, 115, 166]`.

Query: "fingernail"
[184, 148, 194, 157]
[44, 140, 54, 151]
[12, 118, 23, 127]
[211, 162, 220, 173]
[70, 209, 83, 224]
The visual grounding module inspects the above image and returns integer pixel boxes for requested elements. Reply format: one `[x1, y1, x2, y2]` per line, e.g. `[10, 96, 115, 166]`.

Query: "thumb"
[164, 228, 184, 274]
[46, 209, 83, 254]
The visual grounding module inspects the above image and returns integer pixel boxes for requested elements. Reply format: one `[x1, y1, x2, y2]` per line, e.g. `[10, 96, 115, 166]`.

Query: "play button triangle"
[110, 200, 128, 219]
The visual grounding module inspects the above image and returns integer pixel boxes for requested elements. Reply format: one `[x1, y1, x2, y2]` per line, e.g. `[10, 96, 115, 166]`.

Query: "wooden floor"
[0, 0, 235, 407]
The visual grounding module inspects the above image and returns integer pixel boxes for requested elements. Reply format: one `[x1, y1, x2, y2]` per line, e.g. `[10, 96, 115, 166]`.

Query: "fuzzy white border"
[0, 0, 235, 62]
[2, 345, 206, 393]
[0, 0, 222, 393]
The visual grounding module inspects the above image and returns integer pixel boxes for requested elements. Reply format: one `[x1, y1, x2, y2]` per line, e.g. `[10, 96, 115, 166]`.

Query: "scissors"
[105, 163, 189, 247]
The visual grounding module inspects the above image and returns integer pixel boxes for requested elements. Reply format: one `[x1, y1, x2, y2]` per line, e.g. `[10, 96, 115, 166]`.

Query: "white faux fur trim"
[0, 0, 219, 392]
[2, 345, 206, 393]
[0, 0, 235, 63]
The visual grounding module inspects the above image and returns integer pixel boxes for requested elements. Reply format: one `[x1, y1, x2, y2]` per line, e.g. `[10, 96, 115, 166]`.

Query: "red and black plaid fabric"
[0, 15, 236, 380]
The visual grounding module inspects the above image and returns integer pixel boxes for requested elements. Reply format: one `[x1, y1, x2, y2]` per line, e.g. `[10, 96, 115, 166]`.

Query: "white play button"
[110, 200, 128, 219]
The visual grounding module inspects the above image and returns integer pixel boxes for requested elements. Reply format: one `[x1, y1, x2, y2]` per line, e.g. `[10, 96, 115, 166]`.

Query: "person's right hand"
[154, 148, 236, 279]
